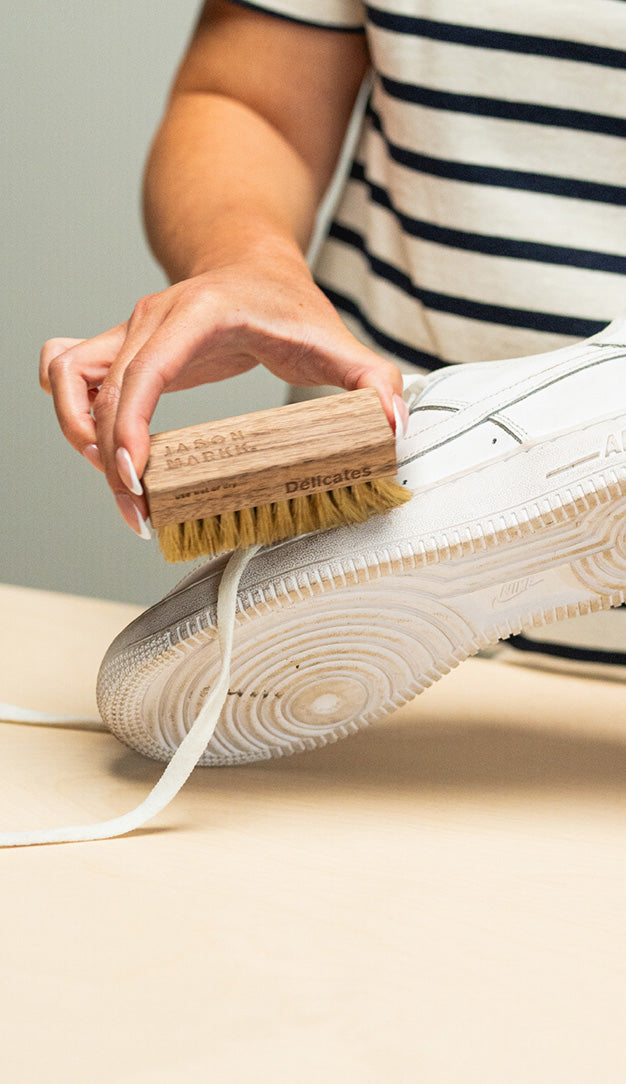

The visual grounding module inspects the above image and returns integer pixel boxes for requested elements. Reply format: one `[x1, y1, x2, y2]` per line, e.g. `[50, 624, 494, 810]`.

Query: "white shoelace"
[0, 545, 260, 848]
[0, 705, 105, 728]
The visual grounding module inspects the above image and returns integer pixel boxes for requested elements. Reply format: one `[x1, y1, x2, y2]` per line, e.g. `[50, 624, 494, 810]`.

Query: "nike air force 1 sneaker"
[97, 319, 626, 765]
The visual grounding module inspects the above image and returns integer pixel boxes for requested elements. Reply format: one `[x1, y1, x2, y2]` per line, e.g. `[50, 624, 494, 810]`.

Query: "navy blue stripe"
[228, 0, 364, 31]
[379, 75, 626, 139]
[349, 160, 626, 275]
[367, 105, 626, 206]
[366, 6, 626, 70]
[507, 634, 626, 667]
[318, 283, 445, 369]
[327, 221, 606, 338]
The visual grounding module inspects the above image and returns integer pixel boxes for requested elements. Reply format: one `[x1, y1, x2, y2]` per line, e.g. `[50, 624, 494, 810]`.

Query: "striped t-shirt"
[237, 0, 626, 371]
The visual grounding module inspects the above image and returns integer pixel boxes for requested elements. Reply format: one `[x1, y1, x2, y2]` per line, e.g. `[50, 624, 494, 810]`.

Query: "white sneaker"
[97, 319, 626, 766]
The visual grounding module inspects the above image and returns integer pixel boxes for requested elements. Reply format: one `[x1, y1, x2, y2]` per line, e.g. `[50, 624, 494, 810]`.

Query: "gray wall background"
[3, 0, 287, 604]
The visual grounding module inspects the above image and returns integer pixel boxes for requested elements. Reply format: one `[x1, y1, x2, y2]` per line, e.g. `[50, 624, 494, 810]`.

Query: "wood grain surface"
[143, 388, 397, 526]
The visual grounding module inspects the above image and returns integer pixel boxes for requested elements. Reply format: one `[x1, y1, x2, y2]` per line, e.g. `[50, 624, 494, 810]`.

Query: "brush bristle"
[157, 477, 411, 563]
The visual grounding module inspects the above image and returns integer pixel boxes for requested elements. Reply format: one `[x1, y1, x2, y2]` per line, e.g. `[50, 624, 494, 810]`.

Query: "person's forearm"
[143, 90, 321, 284]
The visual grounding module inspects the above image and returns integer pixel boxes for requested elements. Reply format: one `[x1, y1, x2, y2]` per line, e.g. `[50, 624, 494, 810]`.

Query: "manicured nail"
[83, 443, 104, 472]
[392, 394, 410, 439]
[115, 447, 143, 496]
[115, 494, 152, 540]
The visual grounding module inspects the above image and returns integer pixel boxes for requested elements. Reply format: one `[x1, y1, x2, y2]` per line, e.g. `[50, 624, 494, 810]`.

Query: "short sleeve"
[229, 0, 365, 31]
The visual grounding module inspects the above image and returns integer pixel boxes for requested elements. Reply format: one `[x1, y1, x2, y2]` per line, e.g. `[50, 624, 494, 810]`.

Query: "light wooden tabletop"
[1, 582, 625, 1083]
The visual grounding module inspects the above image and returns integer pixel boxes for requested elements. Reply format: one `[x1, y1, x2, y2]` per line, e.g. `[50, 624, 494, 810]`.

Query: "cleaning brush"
[142, 388, 411, 563]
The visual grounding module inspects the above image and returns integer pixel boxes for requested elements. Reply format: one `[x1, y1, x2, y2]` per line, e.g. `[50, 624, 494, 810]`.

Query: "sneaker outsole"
[97, 459, 626, 766]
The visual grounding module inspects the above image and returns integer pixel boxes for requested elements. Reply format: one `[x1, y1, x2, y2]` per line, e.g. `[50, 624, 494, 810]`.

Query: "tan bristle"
[255, 503, 273, 546]
[313, 489, 345, 529]
[272, 498, 294, 540]
[157, 477, 411, 563]
[158, 522, 183, 563]
[291, 495, 311, 537]
[236, 504, 257, 549]
[333, 485, 365, 526]
[199, 515, 219, 557]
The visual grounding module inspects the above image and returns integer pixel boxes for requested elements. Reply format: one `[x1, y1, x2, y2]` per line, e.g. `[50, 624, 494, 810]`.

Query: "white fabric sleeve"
[230, 0, 365, 31]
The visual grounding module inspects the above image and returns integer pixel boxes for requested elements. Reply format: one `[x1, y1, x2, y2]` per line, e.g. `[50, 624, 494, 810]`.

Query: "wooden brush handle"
[143, 389, 398, 528]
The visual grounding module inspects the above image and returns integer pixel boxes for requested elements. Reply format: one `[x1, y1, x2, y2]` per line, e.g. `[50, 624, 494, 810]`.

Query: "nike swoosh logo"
[493, 577, 543, 606]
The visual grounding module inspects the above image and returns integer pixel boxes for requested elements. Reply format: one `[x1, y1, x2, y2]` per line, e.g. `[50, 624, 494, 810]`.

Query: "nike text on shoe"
[97, 318, 626, 767]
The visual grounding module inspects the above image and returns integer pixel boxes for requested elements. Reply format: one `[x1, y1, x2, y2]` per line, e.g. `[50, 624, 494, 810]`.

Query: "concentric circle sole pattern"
[98, 469, 626, 766]
[109, 582, 480, 766]
[571, 493, 626, 594]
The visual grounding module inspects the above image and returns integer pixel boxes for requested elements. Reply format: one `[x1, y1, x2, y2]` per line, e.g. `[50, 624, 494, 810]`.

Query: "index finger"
[112, 325, 205, 479]
[43, 326, 127, 454]
[39, 338, 85, 392]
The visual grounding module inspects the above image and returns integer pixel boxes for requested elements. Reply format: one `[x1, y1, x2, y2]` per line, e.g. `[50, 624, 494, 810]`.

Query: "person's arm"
[39, 1, 406, 537]
[145, 0, 364, 279]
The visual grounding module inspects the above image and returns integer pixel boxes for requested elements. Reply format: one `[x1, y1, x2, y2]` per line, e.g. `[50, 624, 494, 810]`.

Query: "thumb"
[340, 348, 407, 433]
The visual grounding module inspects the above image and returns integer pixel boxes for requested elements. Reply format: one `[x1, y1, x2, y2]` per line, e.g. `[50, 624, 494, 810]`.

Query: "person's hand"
[40, 247, 407, 537]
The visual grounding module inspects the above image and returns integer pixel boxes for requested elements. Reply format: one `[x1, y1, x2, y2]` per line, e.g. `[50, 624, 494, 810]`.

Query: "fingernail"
[115, 447, 143, 496]
[115, 494, 152, 540]
[392, 394, 410, 439]
[83, 443, 104, 472]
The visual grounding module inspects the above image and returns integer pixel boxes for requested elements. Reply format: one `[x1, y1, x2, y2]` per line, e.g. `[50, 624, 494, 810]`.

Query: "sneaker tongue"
[401, 373, 429, 408]
[402, 372, 428, 394]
